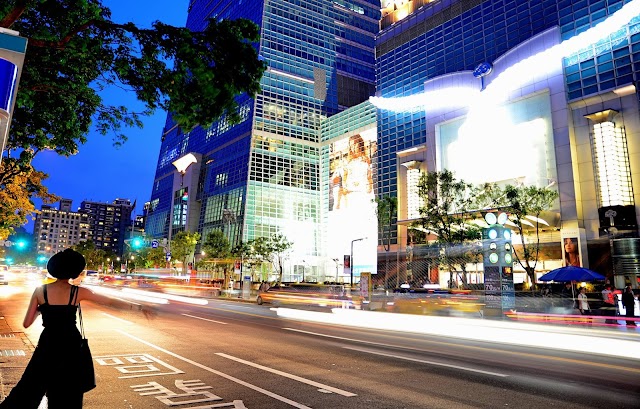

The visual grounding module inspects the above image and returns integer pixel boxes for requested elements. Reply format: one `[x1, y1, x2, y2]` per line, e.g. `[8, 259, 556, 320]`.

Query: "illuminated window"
[586, 110, 634, 207]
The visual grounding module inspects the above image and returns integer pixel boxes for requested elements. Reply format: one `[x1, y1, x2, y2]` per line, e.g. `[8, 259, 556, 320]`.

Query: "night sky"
[27, 1, 189, 230]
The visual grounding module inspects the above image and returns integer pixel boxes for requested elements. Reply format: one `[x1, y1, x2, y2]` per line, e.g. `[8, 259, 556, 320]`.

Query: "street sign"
[151, 240, 159, 248]
[166, 252, 172, 261]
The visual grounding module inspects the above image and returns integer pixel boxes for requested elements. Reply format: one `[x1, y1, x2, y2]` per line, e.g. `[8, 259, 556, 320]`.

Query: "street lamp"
[350, 237, 366, 287]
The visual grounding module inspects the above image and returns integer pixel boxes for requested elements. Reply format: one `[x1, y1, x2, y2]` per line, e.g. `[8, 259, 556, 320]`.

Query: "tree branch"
[0, 1, 27, 29]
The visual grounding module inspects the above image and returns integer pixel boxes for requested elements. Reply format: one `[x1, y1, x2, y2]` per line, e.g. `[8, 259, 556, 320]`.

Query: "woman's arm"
[23, 289, 41, 328]
[76, 286, 157, 318]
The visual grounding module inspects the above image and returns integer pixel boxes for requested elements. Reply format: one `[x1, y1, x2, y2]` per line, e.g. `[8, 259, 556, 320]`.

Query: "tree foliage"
[375, 195, 397, 288]
[415, 170, 482, 287]
[0, 0, 266, 232]
[170, 231, 200, 273]
[479, 183, 558, 288]
[71, 239, 107, 269]
[250, 233, 293, 284]
[0, 158, 58, 239]
[202, 230, 231, 260]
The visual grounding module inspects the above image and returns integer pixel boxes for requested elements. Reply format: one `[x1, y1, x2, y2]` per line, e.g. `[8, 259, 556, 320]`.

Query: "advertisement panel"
[328, 128, 378, 281]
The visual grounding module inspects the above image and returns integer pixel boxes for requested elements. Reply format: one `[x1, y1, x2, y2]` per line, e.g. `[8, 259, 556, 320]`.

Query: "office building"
[146, 0, 381, 281]
[373, 0, 640, 287]
[33, 199, 90, 256]
[80, 198, 135, 257]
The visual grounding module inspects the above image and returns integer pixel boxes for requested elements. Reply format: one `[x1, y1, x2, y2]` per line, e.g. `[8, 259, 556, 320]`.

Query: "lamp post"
[350, 237, 366, 287]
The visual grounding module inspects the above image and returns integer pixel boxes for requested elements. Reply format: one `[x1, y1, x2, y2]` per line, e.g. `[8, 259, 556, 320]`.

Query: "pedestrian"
[577, 287, 590, 315]
[0, 249, 154, 409]
[601, 284, 616, 324]
[621, 286, 637, 326]
[561, 282, 575, 312]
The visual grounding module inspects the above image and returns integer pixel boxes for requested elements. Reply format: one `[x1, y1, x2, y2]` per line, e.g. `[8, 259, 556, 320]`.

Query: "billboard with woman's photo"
[327, 128, 378, 280]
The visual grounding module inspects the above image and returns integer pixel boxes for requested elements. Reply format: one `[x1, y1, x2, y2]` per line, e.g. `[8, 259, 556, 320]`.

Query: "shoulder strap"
[68, 285, 78, 305]
[78, 303, 86, 338]
[43, 284, 49, 304]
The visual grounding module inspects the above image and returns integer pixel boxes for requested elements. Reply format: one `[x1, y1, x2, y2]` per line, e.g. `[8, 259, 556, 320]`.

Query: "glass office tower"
[375, 0, 640, 286]
[146, 0, 380, 281]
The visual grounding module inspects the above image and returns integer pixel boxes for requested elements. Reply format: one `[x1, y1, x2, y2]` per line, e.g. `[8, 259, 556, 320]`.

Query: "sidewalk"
[0, 311, 35, 402]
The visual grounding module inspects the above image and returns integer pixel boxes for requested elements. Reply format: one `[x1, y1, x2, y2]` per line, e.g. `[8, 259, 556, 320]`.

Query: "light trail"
[275, 308, 640, 360]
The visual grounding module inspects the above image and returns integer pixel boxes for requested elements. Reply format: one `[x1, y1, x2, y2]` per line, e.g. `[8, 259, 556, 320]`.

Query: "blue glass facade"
[376, 0, 640, 245]
[147, 0, 380, 280]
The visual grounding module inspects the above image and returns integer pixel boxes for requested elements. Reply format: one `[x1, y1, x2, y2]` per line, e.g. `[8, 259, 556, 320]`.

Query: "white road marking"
[103, 312, 133, 324]
[283, 328, 508, 378]
[182, 313, 228, 325]
[343, 346, 509, 377]
[215, 353, 357, 397]
[116, 330, 313, 409]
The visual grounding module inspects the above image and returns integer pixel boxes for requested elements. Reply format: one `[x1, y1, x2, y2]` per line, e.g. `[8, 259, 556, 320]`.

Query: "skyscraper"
[373, 0, 640, 286]
[146, 0, 380, 281]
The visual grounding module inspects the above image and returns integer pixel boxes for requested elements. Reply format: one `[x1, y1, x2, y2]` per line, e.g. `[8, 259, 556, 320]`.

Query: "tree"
[0, 159, 58, 239]
[202, 230, 231, 259]
[482, 184, 558, 289]
[250, 233, 293, 284]
[0, 1, 266, 232]
[200, 229, 232, 281]
[144, 247, 167, 268]
[374, 195, 397, 289]
[415, 170, 482, 287]
[170, 231, 200, 274]
[72, 240, 106, 270]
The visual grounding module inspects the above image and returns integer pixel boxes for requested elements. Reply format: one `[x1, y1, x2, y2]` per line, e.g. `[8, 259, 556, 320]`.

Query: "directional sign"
[166, 252, 172, 261]
[151, 240, 159, 248]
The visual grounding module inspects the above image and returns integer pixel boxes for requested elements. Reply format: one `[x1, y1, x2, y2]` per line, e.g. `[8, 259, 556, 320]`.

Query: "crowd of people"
[545, 281, 638, 326]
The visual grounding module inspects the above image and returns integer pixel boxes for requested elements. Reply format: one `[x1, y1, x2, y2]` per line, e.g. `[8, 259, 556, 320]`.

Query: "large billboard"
[328, 128, 378, 281]
[437, 91, 557, 189]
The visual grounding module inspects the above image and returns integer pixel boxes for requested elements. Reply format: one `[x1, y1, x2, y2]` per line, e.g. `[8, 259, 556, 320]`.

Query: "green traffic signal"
[132, 237, 143, 249]
[16, 239, 28, 250]
[6, 257, 14, 265]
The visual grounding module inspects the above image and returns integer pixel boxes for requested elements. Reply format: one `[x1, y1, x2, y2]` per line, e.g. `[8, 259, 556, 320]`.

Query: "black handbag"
[78, 302, 96, 392]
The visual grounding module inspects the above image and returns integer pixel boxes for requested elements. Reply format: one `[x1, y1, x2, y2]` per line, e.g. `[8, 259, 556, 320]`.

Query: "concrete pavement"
[0, 308, 35, 403]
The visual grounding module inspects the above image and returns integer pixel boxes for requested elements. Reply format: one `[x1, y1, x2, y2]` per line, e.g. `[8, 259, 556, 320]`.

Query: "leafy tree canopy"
[0, 0, 266, 233]
[202, 230, 231, 260]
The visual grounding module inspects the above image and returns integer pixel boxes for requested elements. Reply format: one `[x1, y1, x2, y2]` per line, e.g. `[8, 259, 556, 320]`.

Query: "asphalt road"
[2, 283, 639, 409]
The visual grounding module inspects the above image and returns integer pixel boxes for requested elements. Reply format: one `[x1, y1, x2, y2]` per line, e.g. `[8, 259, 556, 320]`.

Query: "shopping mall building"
[146, 0, 640, 288]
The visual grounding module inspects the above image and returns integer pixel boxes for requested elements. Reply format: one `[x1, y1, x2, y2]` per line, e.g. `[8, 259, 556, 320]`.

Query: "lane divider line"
[102, 313, 133, 324]
[283, 328, 508, 377]
[182, 313, 228, 325]
[215, 353, 357, 397]
[343, 346, 509, 377]
[116, 330, 312, 409]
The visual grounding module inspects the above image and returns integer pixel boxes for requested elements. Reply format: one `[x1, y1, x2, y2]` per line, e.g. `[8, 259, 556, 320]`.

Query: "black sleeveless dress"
[0, 285, 84, 409]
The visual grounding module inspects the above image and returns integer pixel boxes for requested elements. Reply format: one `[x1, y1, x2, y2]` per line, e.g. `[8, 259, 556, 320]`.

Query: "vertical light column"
[402, 160, 423, 220]
[586, 110, 634, 207]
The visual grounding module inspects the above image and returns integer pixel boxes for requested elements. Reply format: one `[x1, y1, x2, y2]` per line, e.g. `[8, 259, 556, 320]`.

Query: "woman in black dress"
[0, 249, 154, 408]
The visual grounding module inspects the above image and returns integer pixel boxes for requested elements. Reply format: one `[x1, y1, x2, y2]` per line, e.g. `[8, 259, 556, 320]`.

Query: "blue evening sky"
[28, 1, 189, 230]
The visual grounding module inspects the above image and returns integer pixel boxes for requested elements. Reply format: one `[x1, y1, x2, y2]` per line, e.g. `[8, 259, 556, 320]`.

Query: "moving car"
[256, 283, 353, 308]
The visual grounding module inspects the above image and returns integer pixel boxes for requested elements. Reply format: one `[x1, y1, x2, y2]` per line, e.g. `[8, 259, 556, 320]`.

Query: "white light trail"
[122, 288, 208, 305]
[87, 285, 169, 305]
[275, 308, 640, 360]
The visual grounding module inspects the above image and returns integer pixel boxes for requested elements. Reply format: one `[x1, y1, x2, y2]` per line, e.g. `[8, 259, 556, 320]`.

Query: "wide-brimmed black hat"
[47, 249, 86, 279]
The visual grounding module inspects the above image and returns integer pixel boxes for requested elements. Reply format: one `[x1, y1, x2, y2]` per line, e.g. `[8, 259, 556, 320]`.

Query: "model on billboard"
[563, 237, 580, 267]
[331, 134, 373, 210]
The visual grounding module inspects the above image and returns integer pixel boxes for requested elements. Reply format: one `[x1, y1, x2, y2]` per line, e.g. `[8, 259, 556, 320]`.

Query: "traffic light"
[6, 257, 13, 265]
[482, 212, 512, 266]
[37, 255, 48, 264]
[15, 239, 28, 250]
[482, 211, 515, 313]
[131, 237, 144, 249]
